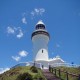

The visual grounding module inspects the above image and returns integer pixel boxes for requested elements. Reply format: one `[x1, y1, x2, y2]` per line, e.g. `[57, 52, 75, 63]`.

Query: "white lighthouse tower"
[31, 20, 50, 68]
[13, 20, 65, 69]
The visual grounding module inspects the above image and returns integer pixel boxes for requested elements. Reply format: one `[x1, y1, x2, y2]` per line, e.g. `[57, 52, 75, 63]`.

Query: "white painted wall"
[32, 34, 49, 61]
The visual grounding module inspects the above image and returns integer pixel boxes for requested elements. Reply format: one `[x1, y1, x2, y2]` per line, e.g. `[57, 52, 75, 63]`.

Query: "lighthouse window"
[42, 50, 43, 53]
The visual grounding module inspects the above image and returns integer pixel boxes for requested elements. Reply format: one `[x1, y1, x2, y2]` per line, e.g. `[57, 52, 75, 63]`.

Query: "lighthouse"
[31, 20, 50, 68]
[13, 20, 65, 69]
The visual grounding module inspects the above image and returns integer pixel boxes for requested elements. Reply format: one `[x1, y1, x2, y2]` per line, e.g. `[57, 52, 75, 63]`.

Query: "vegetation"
[51, 66, 80, 80]
[0, 66, 47, 80]
[1, 65, 80, 80]
[30, 66, 38, 73]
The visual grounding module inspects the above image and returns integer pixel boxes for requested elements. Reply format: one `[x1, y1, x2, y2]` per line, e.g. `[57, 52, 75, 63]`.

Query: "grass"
[1, 66, 80, 80]
[0, 66, 47, 80]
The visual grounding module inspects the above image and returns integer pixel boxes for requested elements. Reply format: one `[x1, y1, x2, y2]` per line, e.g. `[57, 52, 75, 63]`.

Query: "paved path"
[42, 69, 61, 80]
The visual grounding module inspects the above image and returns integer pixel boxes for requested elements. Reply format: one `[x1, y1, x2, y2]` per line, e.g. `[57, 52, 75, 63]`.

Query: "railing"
[50, 63, 80, 68]
[49, 66, 80, 80]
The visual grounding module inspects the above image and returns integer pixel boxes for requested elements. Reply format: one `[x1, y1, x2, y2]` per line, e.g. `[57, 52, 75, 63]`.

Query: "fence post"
[78, 74, 80, 80]
[66, 71, 69, 80]
[59, 69, 61, 78]
[49, 65, 51, 72]
[52, 68, 53, 73]
[49, 65, 50, 71]
[54, 69, 56, 76]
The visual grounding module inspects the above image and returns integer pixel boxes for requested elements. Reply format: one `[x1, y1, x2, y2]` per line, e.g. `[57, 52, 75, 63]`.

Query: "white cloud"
[22, 17, 27, 24]
[12, 56, 20, 61]
[16, 29, 23, 39]
[34, 8, 40, 14]
[0, 68, 10, 74]
[12, 50, 28, 62]
[19, 50, 28, 57]
[22, 8, 45, 20]
[31, 8, 45, 18]
[7, 26, 24, 39]
[7, 27, 15, 34]
[39, 8, 45, 13]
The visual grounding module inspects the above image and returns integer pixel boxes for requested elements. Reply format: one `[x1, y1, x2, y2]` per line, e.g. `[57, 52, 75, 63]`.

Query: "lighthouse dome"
[36, 20, 44, 25]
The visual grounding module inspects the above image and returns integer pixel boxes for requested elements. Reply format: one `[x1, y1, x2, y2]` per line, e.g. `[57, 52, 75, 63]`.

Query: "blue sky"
[0, 0, 80, 71]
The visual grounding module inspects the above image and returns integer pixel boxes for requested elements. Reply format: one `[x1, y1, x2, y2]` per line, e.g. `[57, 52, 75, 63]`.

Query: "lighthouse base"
[36, 60, 49, 69]
[12, 56, 66, 69]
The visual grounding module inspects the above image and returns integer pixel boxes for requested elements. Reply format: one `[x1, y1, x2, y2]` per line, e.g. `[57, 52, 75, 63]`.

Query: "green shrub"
[30, 66, 38, 73]
[16, 72, 33, 80]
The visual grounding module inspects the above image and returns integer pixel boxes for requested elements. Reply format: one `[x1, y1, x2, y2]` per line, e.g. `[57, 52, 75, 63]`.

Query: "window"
[42, 50, 43, 53]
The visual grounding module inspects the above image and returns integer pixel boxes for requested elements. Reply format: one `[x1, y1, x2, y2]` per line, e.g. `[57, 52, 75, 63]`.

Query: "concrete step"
[42, 69, 61, 80]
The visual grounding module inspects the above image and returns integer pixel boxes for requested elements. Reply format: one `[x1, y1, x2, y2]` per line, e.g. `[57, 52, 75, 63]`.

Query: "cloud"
[7, 26, 24, 39]
[12, 50, 28, 62]
[31, 8, 45, 18]
[19, 50, 28, 57]
[22, 17, 27, 24]
[16, 29, 24, 39]
[12, 56, 20, 61]
[0, 68, 10, 74]
[21, 8, 45, 20]
[7, 27, 15, 34]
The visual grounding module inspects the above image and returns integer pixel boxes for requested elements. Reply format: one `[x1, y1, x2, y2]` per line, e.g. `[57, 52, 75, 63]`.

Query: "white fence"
[50, 63, 80, 68]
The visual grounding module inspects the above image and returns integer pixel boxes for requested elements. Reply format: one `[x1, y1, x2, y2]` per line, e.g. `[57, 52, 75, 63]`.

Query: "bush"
[16, 73, 33, 80]
[30, 66, 38, 73]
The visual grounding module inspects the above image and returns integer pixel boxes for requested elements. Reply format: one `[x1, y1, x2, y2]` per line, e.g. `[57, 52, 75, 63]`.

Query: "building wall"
[32, 34, 49, 61]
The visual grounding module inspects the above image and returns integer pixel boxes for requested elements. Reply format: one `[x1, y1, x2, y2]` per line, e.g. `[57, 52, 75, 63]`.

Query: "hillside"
[0, 66, 80, 80]
[0, 66, 46, 80]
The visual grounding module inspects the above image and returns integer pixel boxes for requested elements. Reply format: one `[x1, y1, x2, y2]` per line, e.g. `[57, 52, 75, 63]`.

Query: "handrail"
[49, 66, 80, 80]
[56, 68, 79, 77]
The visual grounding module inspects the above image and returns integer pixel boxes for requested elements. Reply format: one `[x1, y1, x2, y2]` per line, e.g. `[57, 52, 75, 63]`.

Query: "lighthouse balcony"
[31, 30, 50, 39]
